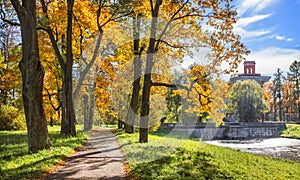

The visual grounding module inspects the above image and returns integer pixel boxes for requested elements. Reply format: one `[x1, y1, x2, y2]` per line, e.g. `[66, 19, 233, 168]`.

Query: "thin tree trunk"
[61, 0, 76, 136]
[73, 33, 103, 100]
[83, 93, 89, 131]
[10, 0, 50, 153]
[88, 81, 96, 130]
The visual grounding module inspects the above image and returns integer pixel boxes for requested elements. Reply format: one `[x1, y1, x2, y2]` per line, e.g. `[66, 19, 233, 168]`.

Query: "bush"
[0, 105, 26, 130]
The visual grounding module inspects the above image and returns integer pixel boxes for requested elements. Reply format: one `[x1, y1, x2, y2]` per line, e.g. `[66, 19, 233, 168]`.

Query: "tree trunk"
[10, 0, 50, 153]
[273, 93, 277, 121]
[83, 93, 89, 131]
[139, 0, 162, 143]
[125, 16, 142, 134]
[61, 0, 76, 136]
[139, 73, 152, 142]
[88, 81, 96, 130]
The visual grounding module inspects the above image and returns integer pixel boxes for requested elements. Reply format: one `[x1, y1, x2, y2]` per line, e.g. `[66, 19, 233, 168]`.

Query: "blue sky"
[233, 0, 300, 76]
[182, 0, 300, 78]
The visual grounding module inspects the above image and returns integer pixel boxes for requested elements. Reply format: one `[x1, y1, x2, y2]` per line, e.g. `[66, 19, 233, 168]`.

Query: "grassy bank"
[0, 125, 87, 179]
[116, 130, 300, 179]
[281, 124, 300, 139]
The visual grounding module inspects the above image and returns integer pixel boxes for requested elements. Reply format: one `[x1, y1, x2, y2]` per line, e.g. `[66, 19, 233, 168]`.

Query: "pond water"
[205, 138, 300, 163]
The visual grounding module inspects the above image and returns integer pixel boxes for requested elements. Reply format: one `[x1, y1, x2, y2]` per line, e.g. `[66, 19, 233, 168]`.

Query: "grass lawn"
[0, 125, 87, 179]
[281, 124, 300, 139]
[116, 130, 300, 180]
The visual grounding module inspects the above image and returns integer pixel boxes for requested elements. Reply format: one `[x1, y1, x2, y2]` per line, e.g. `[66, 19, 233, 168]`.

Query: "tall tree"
[273, 68, 284, 121]
[61, 0, 76, 136]
[39, 0, 76, 136]
[288, 60, 300, 122]
[138, 0, 249, 142]
[10, 0, 50, 152]
[124, 14, 144, 133]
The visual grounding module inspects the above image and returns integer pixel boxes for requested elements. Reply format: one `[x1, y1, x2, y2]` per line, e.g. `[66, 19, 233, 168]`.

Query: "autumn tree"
[165, 72, 183, 123]
[262, 82, 273, 121]
[38, 0, 76, 136]
[0, 30, 22, 106]
[75, 1, 132, 131]
[124, 13, 144, 134]
[282, 78, 295, 121]
[0, 2, 23, 107]
[136, 0, 249, 142]
[9, 0, 50, 153]
[227, 80, 267, 122]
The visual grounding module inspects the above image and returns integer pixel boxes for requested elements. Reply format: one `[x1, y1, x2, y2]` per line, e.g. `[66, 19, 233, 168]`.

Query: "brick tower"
[230, 61, 270, 86]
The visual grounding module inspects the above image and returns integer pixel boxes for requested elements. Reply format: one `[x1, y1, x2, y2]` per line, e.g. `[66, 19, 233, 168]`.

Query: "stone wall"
[160, 122, 286, 140]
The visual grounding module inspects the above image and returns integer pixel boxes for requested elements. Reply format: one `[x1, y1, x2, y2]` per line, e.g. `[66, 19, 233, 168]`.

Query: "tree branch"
[151, 81, 189, 90]
[40, 0, 66, 71]
[155, 0, 189, 51]
[1, 18, 20, 26]
[157, 39, 184, 49]
[150, 0, 154, 13]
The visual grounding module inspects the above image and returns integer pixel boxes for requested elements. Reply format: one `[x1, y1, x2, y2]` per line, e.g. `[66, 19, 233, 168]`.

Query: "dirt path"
[47, 128, 127, 180]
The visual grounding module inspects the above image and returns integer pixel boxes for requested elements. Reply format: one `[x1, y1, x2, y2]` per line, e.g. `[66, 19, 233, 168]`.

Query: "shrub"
[0, 105, 26, 130]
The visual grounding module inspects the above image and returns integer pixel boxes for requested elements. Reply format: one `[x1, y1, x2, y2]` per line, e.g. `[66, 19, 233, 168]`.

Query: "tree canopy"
[227, 80, 267, 122]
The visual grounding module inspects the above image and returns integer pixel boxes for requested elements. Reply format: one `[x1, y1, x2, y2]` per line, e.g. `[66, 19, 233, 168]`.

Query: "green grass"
[0, 125, 87, 179]
[115, 130, 300, 180]
[281, 124, 300, 139]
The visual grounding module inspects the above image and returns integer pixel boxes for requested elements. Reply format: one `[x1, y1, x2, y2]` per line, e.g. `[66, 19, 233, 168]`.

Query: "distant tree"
[0, 4, 22, 107]
[262, 82, 273, 121]
[272, 68, 284, 121]
[287, 60, 300, 122]
[165, 86, 181, 123]
[282, 78, 295, 121]
[227, 80, 267, 122]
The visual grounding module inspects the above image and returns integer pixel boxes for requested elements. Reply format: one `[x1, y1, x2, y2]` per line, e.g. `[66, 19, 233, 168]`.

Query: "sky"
[233, 0, 300, 77]
[182, 0, 300, 79]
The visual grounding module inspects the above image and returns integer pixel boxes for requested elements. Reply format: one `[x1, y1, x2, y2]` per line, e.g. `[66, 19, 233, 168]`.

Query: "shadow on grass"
[0, 154, 66, 179]
[150, 127, 198, 141]
[0, 129, 87, 179]
[0, 132, 28, 161]
[129, 148, 233, 180]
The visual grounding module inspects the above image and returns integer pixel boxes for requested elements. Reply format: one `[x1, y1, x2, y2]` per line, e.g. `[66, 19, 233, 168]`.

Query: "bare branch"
[1, 18, 20, 26]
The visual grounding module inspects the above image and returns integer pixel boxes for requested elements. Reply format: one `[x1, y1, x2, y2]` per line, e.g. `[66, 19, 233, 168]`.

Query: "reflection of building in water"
[230, 61, 271, 86]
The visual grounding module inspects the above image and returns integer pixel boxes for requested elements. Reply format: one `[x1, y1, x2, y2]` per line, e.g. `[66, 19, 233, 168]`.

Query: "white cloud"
[270, 34, 294, 42]
[234, 0, 278, 41]
[275, 35, 285, 40]
[234, 14, 272, 39]
[236, 14, 272, 27]
[237, 0, 277, 16]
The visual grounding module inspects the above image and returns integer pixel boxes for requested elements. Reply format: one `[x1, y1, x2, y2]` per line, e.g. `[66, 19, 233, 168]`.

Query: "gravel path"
[47, 128, 127, 180]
